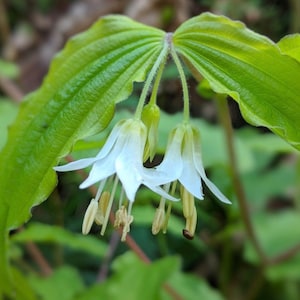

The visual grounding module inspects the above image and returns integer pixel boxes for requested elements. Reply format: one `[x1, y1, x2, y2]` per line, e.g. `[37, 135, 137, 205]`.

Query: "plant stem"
[268, 242, 300, 265]
[215, 96, 268, 266]
[25, 241, 53, 276]
[134, 33, 169, 119]
[0, 77, 23, 103]
[0, 0, 9, 44]
[170, 45, 190, 122]
[97, 231, 120, 282]
[148, 53, 167, 106]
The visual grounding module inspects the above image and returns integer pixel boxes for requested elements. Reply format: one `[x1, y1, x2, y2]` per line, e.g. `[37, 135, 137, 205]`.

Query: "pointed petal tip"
[79, 182, 90, 189]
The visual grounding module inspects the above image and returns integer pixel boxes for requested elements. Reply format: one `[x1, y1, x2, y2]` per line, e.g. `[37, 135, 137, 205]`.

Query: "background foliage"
[1, 0, 300, 299]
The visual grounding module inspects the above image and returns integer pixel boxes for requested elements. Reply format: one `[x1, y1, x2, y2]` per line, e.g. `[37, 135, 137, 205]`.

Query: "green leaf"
[77, 252, 180, 300]
[277, 34, 300, 62]
[173, 13, 300, 150]
[244, 210, 300, 280]
[12, 222, 107, 258]
[162, 272, 224, 300]
[29, 266, 85, 300]
[0, 15, 164, 295]
[10, 268, 38, 300]
[242, 164, 296, 211]
[0, 59, 20, 78]
[0, 15, 164, 230]
[0, 99, 18, 151]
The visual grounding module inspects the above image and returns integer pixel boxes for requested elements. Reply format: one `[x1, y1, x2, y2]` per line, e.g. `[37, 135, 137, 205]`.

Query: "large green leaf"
[11, 222, 107, 258]
[244, 210, 300, 281]
[277, 34, 300, 62]
[0, 15, 164, 296]
[173, 13, 300, 150]
[77, 252, 180, 300]
[29, 266, 85, 300]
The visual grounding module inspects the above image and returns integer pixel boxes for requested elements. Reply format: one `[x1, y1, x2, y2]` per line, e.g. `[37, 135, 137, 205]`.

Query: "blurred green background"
[1, 0, 300, 299]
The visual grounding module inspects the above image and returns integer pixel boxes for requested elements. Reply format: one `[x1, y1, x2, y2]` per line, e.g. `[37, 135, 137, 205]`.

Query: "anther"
[94, 191, 110, 225]
[82, 198, 98, 235]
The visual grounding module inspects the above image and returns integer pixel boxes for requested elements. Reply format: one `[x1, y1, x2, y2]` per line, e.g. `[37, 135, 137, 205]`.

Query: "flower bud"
[141, 103, 160, 161]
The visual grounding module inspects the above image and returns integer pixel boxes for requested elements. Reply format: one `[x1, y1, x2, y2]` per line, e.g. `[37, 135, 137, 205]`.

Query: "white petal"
[140, 168, 173, 187]
[179, 127, 203, 199]
[80, 158, 115, 188]
[155, 126, 185, 184]
[199, 168, 231, 204]
[94, 120, 126, 160]
[191, 128, 231, 204]
[54, 157, 96, 172]
[115, 124, 146, 201]
[145, 184, 179, 202]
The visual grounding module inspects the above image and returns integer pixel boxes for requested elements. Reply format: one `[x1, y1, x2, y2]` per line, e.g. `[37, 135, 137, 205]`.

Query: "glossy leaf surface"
[173, 13, 300, 150]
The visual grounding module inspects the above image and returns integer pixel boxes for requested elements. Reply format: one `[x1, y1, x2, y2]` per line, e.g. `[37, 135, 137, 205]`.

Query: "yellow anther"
[162, 202, 172, 234]
[152, 208, 165, 235]
[121, 215, 134, 242]
[114, 205, 128, 228]
[183, 205, 197, 240]
[82, 198, 98, 235]
[181, 187, 195, 219]
[94, 191, 110, 225]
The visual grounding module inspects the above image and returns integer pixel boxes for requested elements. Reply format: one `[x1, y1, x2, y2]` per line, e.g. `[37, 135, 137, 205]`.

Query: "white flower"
[54, 118, 177, 240]
[54, 119, 176, 202]
[156, 123, 231, 204]
[152, 123, 231, 238]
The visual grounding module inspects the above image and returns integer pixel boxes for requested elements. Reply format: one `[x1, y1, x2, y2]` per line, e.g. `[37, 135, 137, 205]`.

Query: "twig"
[97, 231, 120, 282]
[0, 0, 10, 43]
[243, 267, 264, 300]
[268, 242, 300, 266]
[215, 96, 268, 266]
[288, 0, 300, 32]
[123, 233, 151, 263]
[0, 77, 24, 103]
[25, 242, 53, 276]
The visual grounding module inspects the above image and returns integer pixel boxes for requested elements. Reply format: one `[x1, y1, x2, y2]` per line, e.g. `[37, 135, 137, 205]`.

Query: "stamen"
[118, 188, 125, 209]
[181, 187, 194, 218]
[162, 202, 172, 234]
[82, 198, 98, 235]
[152, 207, 165, 235]
[183, 205, 197, 240]
[152, 183, 172, 235]
[114, 202, 134, 241]
[121, 201, 134, 241]
[114, 205, 127, 228]
[121, 214, 133, 242]
[95, 179, 107, 202]
[94, 191, 110, 225]
[100, 176, 119, 236]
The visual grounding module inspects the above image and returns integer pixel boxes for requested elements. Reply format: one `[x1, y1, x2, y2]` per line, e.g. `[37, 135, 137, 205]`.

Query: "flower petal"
[179, 127, 203, 199]
[54, 157, 97, 172]
[198, 168, 231, 204]
[115, 121, 147, 201]
[79, 158, 115, 189]
[192, 127, 231, 204]
[145, 184, 179, 202]
[155, 126, 185, 185]
[94, 120, 126, 160]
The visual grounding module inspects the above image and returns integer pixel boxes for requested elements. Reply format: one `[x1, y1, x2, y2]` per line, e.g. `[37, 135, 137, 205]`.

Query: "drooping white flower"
[54, 118, 177, 240]
[54, 119, 177, 201]
[157, 123, 231, 203]
[152, 123, 231, 238]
